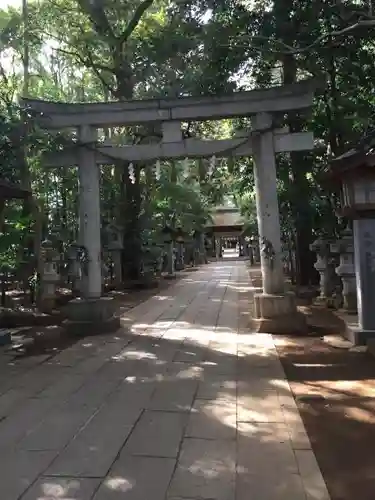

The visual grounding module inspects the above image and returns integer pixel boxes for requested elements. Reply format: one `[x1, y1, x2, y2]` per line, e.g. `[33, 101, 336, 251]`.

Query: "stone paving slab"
[185, 397, 237, 440]
[0, 261, 330, 500]
[197, 376, 237, 400]
[0, 450, 57, 499]
[18, 405, 94, 451]
[65, 372, 124, 411]
[237, 389, 286, 423]
[45, 402, 142, 478]
[94, 456, 176, 500]
[0, 396, 55, 449]
[105, 378, 156, 408]
[21, 477, 101, 500]
[0, 388, 30, 418]
[35, 372, 89, 400]
[236, 471, 307, 500]
[147, 378, 198, 412]
[121, 410, 187, 458]
[168, 438, 236, 500]
[295, 449, 331, 500]
[237, 421, 299, 475]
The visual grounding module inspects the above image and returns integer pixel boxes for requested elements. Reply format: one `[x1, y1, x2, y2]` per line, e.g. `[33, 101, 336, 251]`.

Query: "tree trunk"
[121, 163, 143, 280]
[281, 53, 315, 286]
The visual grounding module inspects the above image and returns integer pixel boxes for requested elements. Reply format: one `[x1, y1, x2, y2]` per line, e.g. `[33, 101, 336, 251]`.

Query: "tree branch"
[55, 46, 115, 93]
[56, 46, 98, 68]
[221, 16, 375, 55]
[76, 0, 116, 42]
[119, 0, 154, 45]
[288, 18, 375, 54]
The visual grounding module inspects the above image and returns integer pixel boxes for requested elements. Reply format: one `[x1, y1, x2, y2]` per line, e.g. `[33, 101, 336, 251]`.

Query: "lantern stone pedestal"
[0, 331, 11, 346]
[63, 296, 119, 336]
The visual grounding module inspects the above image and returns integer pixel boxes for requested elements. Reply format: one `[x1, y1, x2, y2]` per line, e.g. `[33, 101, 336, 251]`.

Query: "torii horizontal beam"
[43, 131, 314, 166]
[0, 180, 31, 200]
[212, 231, 242, 237]
[21, 79, 317, 128]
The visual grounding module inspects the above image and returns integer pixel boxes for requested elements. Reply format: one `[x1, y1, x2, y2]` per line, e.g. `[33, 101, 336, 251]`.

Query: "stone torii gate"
[22, 79, 316, 334]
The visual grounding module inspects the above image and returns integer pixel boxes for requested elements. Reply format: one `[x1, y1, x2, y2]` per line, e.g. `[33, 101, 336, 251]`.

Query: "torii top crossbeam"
[22, 79, 317, 166]
[21, 79, 316, 129]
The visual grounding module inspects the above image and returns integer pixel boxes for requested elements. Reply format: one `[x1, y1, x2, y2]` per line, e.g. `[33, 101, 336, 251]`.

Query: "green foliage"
[0, 206, 31, 270]
[1, 0, 375, 285]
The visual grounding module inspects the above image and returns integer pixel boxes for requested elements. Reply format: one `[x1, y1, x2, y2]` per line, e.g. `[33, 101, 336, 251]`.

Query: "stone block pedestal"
[333, 310, 375, 345]
[252, 292, 307, 334]
[62, 296, 120, 336]
[328, 309, 375, 346]
[346, 328, 375, 345]
[0, 330, 11, 345]
[314, 295, 329, 305]
[39, 297, 57, 314]
[164, 274, 177, 280]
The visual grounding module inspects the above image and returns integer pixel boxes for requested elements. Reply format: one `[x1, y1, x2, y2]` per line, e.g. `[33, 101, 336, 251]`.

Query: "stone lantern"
[214, 236, 222, 259]
[206, 230, 216, 258]
[162, 225, 176, 278]
[244, 236, 253, 264]
[310, 237, 336, 305]
[193, 229, 205, 265]
[105, 224, 123, 287]
[242, 235, 250, 258]
[330, 226, 356, 313]
[175, 227, 185, 271]
[249, 236, 260, 264]
[40, 238, 60, 312]
[328, 144, 375, 343]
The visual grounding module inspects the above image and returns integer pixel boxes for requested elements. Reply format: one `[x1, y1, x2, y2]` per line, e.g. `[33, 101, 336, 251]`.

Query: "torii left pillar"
[63, 125, 119, 335]
[251, 112, 307, 334]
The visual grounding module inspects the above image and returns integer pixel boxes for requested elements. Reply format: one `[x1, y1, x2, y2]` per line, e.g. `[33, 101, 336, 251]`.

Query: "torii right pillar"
[251, 112, 307, 334]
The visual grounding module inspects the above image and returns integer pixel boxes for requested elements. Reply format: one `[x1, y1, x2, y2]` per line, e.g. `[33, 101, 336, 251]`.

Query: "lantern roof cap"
[328, 129, 375, 179]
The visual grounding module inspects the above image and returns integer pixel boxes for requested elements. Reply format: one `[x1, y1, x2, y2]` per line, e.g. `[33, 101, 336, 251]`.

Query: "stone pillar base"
[62, 297, 120, 336]
[0, 330, 11, 345]
[39, 297, 57, 314]
[314, 295, 340, 309]
[339, 307, 357, 316]
[314, 296, 329, 306]
[164, 273, 177, 280]
[252, 292, 307, 334]
[344, 326, 375, 345]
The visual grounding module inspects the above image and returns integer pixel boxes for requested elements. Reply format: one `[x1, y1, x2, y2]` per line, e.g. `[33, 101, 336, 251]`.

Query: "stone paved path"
[0, 261, 330, 500]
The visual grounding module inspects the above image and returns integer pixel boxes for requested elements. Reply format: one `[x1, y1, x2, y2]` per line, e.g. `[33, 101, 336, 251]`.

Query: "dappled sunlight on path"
[0, 261, 330, 500]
